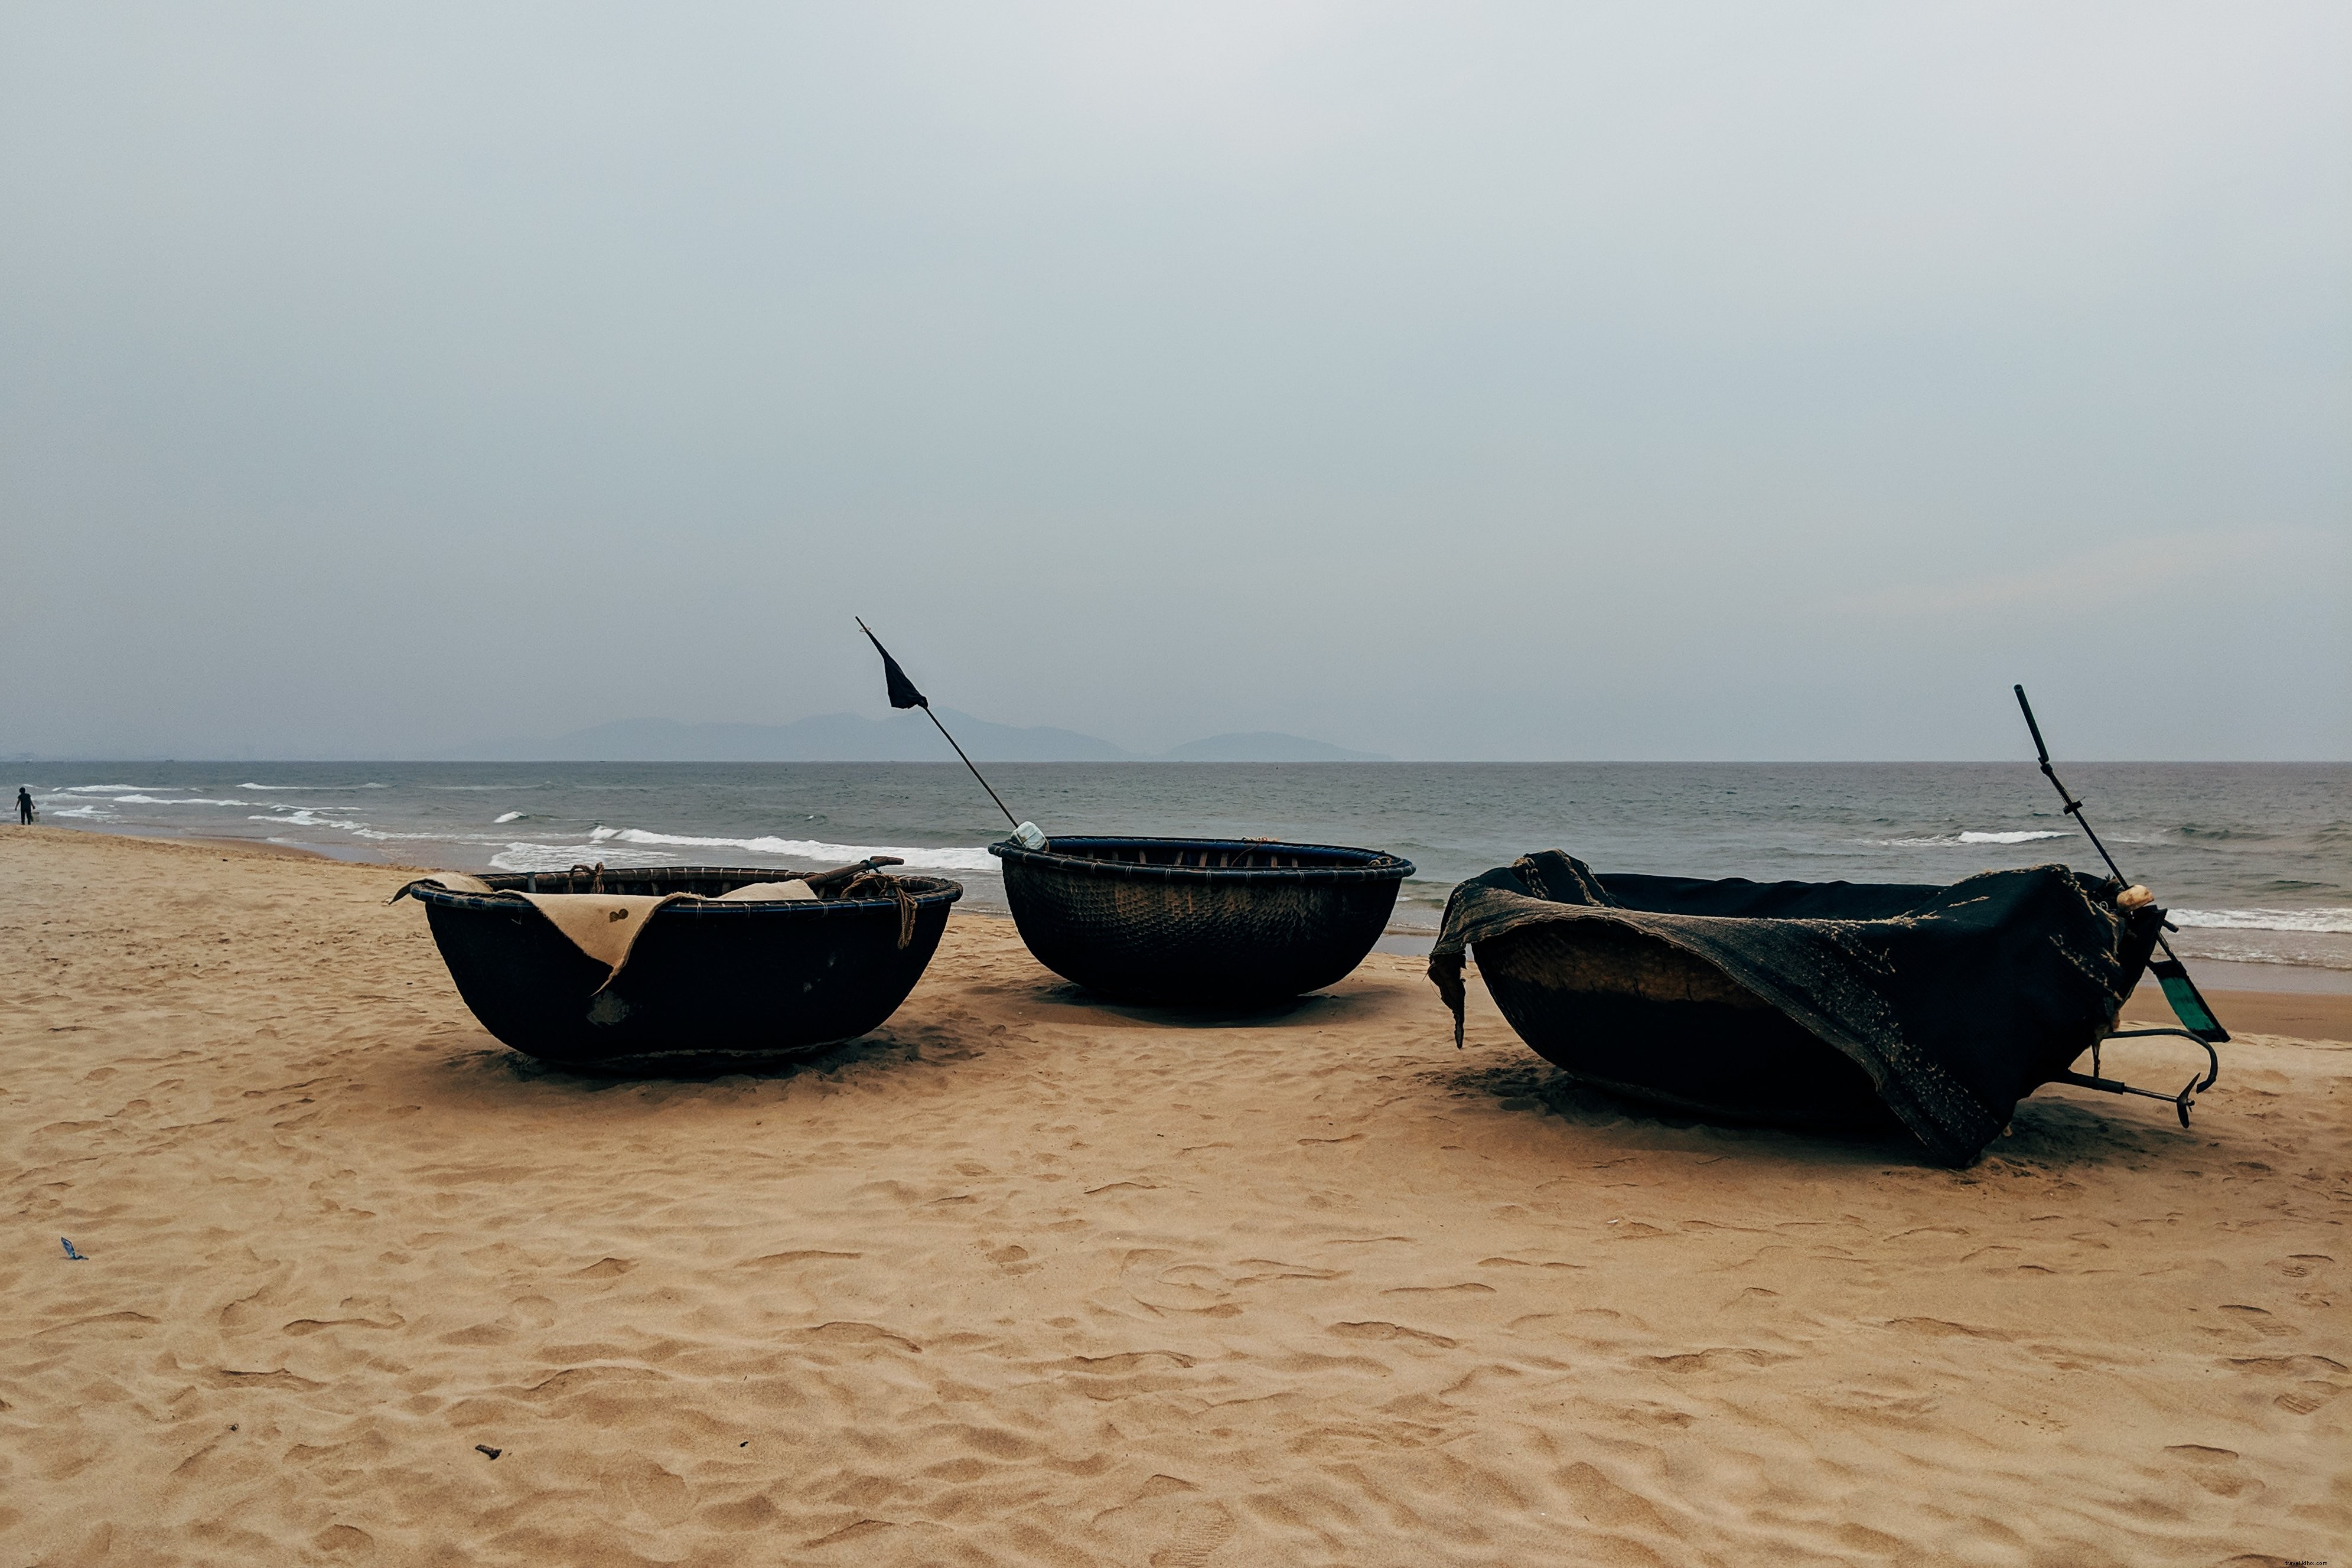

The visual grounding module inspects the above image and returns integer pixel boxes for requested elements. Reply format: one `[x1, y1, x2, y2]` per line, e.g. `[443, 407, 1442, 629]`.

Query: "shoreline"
[12, 819, 2352, 1039]
[25, 817, 366, 863]
[28, 815, 2352, 1008]
[5, 824, 2344, 1564]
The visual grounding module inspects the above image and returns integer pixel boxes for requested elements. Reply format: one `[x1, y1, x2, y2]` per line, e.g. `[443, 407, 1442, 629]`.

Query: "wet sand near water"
[2127, 985, 2352, 1044]
[3, 826, 2346, 1566]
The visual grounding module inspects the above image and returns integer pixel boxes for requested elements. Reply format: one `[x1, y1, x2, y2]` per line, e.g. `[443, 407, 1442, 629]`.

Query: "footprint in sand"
[601, 1457, 692, 1525]
[1328, 1321, 1459, 1349]
[1153, 1502, 1239, 1568]
[310, 1524, 374, 1557]
[1092, 1476, 1238, 1567]
[803, 1321, 923, 1355]
[2217, 1304, 2294, 1338]
[2275, 1386, 2344, 1415]
[506, 1293, 558, 1329]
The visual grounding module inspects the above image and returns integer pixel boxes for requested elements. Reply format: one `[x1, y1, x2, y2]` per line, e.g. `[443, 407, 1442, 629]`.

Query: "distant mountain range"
[1154, 731, 1385, 762]
[448, 710, 1387, 762]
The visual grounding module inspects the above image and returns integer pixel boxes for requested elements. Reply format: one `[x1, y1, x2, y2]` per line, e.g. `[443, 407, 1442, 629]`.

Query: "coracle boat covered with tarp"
[1430, 850, 2224, 1166]
[991, 836, 1413, 1005]
[393, 860, 960, 1071]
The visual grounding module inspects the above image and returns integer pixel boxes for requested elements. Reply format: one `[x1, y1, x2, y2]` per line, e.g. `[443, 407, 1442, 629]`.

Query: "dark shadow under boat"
[990, 836, 1413, 1006]
[405, 865, 962, 1073]
[1432, 850, 2180, 1166]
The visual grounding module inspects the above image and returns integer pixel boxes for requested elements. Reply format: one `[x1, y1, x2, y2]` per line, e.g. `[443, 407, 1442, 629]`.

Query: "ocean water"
[28, 761, 2350, 982]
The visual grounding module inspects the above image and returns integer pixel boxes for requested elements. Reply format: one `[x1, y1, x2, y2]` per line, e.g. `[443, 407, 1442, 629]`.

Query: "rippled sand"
[4, 827, 2346, 1566]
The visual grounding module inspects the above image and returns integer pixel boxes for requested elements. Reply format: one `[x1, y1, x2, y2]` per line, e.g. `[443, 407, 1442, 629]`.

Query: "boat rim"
[989, 835, 1413, 884]
[402, 864, 965, 915]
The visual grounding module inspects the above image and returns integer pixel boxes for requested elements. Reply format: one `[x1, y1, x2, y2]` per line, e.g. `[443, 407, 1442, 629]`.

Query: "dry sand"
[4, 826, 2346, 1567]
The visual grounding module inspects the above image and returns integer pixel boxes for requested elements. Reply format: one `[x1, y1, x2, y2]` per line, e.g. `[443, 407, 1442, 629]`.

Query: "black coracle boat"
[1431, 850, 2221, 1166]
[991, 836, 1413, 1005]
[397, 863, 962, 1071]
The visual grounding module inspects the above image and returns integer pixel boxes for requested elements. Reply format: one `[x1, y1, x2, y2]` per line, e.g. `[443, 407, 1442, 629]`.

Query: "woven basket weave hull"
[992, 837, 1411, 1005]
[409, 866, 961, 1071]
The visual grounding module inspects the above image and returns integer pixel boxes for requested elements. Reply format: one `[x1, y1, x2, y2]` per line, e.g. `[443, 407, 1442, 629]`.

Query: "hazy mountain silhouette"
[450, 710, 1117, 762]
[448, 712, 1385, 762]
[1157, 731, 1387, 761]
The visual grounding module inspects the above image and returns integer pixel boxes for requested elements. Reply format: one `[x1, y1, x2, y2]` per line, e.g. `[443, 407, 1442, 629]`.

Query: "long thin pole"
[922, 705, 1019, 830]
[2015, 683, 2178, 963]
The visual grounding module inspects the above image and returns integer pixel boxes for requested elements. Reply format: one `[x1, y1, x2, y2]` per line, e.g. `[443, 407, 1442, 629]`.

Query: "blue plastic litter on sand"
[60, 1237, 84, 1260]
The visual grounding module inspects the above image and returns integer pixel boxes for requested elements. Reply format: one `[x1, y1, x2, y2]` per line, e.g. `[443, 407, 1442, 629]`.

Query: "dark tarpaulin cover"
[1430, 851, 2165, 1165]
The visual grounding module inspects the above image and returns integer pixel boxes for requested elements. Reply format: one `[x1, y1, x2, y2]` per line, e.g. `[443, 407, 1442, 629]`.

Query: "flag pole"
[2014, 683, 2230, 1059]
[920, 707, 1020, 830]
[858, 618, 1022, 831]
[2014, 684, 2178, 965]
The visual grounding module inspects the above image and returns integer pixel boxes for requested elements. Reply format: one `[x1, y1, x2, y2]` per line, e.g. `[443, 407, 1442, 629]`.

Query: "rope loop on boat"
[839, 870, 921, 948]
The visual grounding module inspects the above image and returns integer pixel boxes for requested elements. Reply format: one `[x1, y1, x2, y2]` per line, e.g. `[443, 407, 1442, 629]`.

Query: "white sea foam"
[582, 824, 1001, 871]
[494, 811, 524, 823]
[95, 794, 257, 808]
[245, 808, 456, 842]
[253, 808, 348, 829]
[1869, 829, 2070, 847]
[2172, 942, 2352, 972]
[53, 783, 174, 794]
[238, 782, 384, 791]
[2170, 908, 2352, 935]
[489, 841, 703, 873]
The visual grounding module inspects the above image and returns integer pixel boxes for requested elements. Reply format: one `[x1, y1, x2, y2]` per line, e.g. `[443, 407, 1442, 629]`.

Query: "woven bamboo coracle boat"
[405, 865, 962, 1071]
[989, 836, 1413, 1005]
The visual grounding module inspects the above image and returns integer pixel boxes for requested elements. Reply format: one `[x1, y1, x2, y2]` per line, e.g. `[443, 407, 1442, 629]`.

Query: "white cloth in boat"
[390, 874, 817, 989]
[708, 879, 817, 902]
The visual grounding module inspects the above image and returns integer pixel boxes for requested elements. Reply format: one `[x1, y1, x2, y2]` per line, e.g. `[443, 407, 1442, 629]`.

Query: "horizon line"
[9, 756, 2346, 767]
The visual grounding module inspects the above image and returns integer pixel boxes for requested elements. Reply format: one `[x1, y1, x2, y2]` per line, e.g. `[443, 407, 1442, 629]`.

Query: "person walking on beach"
[17, 787, 33, 825]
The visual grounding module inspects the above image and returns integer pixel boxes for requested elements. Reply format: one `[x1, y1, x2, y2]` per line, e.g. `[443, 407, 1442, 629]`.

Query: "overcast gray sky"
[3, 2, 2345, 760]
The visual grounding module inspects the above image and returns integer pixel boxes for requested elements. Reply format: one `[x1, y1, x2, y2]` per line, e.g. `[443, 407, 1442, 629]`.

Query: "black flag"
[858, 619, 929, 710]
[852, 616, 1022, 830]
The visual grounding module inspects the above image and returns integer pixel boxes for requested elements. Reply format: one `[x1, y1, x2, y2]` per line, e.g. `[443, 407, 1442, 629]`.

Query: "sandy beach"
[4, 826, 2346, 1567]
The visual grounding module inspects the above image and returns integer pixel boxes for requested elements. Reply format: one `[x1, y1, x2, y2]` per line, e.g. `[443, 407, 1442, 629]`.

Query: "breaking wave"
[582, 825, 999, 872]
[244, 807, 452, 842]
[1868, 829, 2071, 847]
[489, 841, 698, 872]
[2169, 908, 2352, 935]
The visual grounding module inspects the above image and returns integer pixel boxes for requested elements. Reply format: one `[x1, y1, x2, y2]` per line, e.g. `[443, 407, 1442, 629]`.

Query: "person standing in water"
[17, 787, 33, 825]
